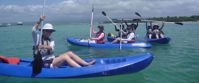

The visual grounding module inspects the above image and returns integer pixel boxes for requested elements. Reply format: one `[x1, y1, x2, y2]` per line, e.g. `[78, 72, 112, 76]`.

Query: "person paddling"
[112, 27, 136, 44]
[90, 25, 105, 44]
[32, 16, 96, 68]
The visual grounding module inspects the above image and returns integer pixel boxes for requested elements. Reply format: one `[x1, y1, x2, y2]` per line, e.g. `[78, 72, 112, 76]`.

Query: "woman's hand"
[38, 45, 52, 50]
[90, 38, 94, 40]
[39, 16, 45, 21]
[38, 45, 45, 49]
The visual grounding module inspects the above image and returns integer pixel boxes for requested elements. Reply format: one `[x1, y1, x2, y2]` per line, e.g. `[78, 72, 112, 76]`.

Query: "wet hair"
[108, 33, 111, 36]
[153, 25, 159, 29]
[131, 24, 136, 28]
[43, 29, 54, 33]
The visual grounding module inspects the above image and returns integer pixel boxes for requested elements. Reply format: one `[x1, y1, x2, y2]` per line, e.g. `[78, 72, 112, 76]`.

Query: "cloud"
[0, 0, 198, 22]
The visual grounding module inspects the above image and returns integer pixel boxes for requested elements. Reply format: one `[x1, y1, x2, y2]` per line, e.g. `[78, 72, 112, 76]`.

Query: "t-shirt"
[122, 32, 135, 41]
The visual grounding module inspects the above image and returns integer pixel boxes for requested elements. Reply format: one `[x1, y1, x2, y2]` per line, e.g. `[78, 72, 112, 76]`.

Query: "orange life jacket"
[0, 56, 20, 64]
[95, 32, 105, 44]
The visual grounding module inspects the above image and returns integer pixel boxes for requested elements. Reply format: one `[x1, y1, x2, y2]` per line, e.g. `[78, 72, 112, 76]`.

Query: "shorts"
[43, 59, 54, 68]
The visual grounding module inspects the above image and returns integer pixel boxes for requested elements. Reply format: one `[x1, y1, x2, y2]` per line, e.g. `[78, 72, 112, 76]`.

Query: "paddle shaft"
[102, 12, 122, 50]
[39, 0, 46, 44]
[32, 0, 46, 76]
[89, 5, 94, 38]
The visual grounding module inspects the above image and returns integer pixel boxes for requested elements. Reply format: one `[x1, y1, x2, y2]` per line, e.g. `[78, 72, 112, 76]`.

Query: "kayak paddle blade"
[135, 12, 141, 17]
[102, 11, 106, 16]
[32, 50, 43, 77]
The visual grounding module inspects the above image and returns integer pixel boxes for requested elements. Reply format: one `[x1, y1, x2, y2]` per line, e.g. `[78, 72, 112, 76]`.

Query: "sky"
[0, 0, 198, 23]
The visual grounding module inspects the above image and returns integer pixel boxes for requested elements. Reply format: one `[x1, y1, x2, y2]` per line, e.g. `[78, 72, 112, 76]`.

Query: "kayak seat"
[104, 58, 126, 64]
[0, 56, 20, 64]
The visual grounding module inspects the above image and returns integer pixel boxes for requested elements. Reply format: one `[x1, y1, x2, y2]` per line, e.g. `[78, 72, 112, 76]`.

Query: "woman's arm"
[146, 22, 148, 30]
[160, 21, 165, 30]
[32, 16, 45, 46]
[115, 25, 119, 32]
[135, 21, 139, 30]
[91, 33, 105, 40]
[91, 26, 97, 34]
[32, 16, 45, 31]
[38, 41, 54, 50]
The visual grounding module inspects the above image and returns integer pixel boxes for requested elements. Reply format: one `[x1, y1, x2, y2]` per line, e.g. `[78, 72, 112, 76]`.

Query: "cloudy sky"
[0, 0, 198, 23]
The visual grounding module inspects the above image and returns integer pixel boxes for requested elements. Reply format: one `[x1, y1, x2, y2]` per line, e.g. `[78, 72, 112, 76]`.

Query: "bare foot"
[87, 59, 96, 66]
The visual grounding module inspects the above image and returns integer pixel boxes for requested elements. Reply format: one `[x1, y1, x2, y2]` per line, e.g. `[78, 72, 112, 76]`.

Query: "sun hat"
[42, 23, 55, 32]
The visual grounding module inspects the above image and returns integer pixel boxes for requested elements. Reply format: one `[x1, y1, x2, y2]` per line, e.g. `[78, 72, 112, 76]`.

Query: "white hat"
[42, 23, 55, 32]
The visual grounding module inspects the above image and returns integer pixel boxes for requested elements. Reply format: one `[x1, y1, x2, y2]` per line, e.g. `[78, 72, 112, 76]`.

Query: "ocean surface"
[0, 22, 198, 83]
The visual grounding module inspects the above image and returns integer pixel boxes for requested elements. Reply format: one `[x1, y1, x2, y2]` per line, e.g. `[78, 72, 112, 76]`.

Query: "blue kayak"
[67, 38, 152, 48]
[146, 37, 171, 44]
[0, 53, 153, 78]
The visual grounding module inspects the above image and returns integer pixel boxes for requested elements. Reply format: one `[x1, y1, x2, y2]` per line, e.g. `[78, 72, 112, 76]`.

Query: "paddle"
[102, 11, 122, 50]
[102, 11, 119, 28]
[32, 0, 46, 77]
[88, 5, 94, 46]
[135, 12, 141, 17]
[90, 5, 94, 38]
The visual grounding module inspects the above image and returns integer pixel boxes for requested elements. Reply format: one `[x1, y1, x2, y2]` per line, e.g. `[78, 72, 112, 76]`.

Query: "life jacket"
[96, 31, 105, 44]
[0, 56, 20, 64]
[39, 37, 55, 61]
[110, 33, 115, 38]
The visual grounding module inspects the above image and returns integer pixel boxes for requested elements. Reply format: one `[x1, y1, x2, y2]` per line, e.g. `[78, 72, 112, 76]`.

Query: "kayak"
[0, 53, 154, 78]
[67, 38, 152, 48]
[146, 37, 171, 44]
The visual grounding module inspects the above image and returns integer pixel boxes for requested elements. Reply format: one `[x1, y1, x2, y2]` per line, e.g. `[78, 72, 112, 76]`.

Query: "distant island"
[103, 15, 199, 23]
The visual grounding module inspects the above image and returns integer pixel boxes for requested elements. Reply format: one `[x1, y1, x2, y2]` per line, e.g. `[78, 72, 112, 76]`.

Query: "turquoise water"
[0, 22, 199, 83]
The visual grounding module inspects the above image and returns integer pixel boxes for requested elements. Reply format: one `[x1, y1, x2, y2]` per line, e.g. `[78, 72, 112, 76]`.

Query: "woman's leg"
[111, 38, 120, 44]
[52, 53, 81, 68]
[65, 51, 96, 66]
[156, 34, 159, 39]
[149, 34, 152, 39]
[52, 51, 96, 68]
[160, 34, 164, 38]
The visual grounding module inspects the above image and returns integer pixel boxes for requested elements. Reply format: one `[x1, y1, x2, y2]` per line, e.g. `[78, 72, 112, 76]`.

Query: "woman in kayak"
[90, 25, 105, 44]
[32, 16, 96, 68]
[152, 22, 165, 39]
[111, 27, 136, 44]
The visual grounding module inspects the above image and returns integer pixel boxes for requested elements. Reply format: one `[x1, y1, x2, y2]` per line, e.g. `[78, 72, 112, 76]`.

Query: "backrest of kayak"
[0, 56, 20, 64]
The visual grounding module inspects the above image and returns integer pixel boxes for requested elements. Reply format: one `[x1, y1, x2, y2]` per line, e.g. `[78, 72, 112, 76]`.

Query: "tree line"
[148, 15, 199, 22]
[103, 15, 199, 23]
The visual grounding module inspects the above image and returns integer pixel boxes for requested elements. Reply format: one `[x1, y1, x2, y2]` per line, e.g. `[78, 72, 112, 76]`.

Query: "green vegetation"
[148, 15, 199, 22]
[103, 15, 199, 23]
